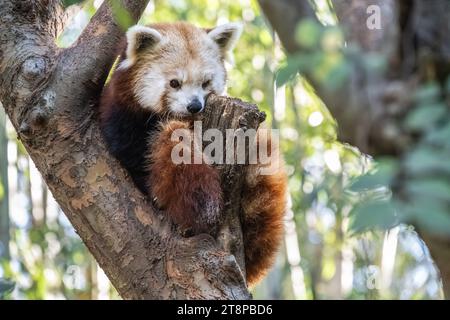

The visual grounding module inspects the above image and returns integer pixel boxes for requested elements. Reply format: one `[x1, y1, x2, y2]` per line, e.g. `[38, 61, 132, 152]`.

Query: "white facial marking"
[169, 84, 207, 114]
[166, 61, 226, 115]
[134, 65, 166, 111]
[125, 22, 242, 114]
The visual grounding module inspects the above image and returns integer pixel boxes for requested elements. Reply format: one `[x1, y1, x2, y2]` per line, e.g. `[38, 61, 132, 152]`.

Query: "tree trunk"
[0, 0, 257, 299]
[258, 0, 450, 298]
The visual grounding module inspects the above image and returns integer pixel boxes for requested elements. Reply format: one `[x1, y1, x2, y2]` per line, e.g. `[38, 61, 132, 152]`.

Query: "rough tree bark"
[0, 0, 264, 299]
[258, 0, 450, 298]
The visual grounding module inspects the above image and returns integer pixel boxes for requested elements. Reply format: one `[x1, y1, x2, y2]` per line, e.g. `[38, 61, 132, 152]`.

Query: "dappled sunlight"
[1, 0, 448, 301]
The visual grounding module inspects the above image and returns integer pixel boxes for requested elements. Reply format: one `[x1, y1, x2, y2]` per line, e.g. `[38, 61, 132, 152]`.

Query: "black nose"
[187, 98, 203, 114]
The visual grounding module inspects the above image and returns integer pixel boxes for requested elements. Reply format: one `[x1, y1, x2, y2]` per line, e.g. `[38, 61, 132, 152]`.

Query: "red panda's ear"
[207, 22, 243, 56]
[126, 25, 162, 61]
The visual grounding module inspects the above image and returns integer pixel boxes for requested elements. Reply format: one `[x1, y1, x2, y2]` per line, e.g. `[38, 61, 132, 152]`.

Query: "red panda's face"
[117, 22, 242, 116]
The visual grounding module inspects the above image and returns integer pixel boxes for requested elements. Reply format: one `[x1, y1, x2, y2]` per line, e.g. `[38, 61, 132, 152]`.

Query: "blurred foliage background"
[0, 0, 445, 299]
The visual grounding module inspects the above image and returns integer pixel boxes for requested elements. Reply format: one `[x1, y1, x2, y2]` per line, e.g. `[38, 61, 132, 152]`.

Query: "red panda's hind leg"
[148, 120, 223, 235]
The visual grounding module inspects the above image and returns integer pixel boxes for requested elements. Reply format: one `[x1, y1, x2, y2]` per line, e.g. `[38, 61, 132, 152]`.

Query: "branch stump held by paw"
[201, 94, 266, 279]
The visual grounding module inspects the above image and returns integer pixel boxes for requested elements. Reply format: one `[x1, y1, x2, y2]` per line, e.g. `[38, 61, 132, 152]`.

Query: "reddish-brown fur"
[241, 131, 287, 285]
[242, 165, 287, 285]
[148, 121, 287, 286]
[99, 22, 288, 287]
[148, 120, 223, 235]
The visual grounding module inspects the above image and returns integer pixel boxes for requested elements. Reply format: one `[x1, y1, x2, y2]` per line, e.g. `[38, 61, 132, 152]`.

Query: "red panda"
[99, 22, 288, 287]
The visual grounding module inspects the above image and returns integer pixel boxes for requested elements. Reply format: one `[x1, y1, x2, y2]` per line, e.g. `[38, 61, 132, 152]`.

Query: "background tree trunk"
[258, 0, 450, 298]
[0, 0, 257, 299]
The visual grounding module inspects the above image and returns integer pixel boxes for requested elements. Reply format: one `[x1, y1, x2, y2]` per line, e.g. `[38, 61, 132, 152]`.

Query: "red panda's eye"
[170, 79, 181, 89]
[202, 80, 211, 89]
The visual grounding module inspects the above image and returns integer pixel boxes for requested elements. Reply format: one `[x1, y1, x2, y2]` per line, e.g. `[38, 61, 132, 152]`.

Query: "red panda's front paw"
[151, 164, 223, 235]
[157, 120, 191, 141]
[149, 119, 223, 235]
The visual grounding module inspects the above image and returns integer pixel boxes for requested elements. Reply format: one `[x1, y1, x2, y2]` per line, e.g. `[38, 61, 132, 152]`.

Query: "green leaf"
[322, 61, 350, 90]
[425, 122, 450, 145]
[275, 54, 309, 86]
[414, 83, 441, 104]
[404, 103, 447, 131]
[416, 208, 450, 235]
[406, 179, 450, 202]
[0, 278, 15, 297]
[109, 0, 134, 31]
[404, 146, 450, 175]
[446, 75, 450, 95]
[276, 64, 298, 87]
[320, 27, 344, 52]
[399, 198, 450, 236]
[313, 52, 349, 90]
[295, 19, 322, 49]
[349, 200, 398, 233]
[350, 158, 398, 191]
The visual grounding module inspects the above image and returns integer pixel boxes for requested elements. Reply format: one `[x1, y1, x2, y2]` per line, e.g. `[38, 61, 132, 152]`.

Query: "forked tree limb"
[0, 0, 256, 299]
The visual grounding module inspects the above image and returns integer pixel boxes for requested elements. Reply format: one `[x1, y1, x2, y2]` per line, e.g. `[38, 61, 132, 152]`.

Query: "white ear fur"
[207, 22, 243, 55]
[126, 25, 162, 61]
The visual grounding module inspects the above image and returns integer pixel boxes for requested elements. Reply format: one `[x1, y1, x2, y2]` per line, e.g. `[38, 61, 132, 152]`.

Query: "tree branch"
[0, 0, 254, 299]
[202, 95, 266, 276]
[258, 0, 318, 53]
[57, 0, 151, 111]
[258, 0, 404, 155]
